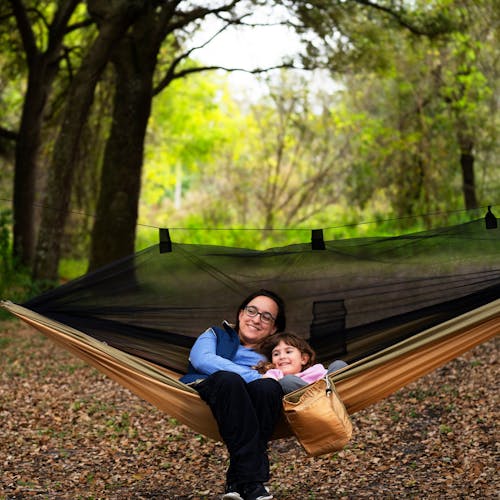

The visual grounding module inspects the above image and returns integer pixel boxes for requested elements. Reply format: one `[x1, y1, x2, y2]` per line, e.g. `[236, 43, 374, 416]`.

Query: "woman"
[180, 290, 286, 500]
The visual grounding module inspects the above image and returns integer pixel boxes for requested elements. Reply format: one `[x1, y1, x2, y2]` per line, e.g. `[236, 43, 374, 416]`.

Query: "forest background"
[0, 0, 498, 302]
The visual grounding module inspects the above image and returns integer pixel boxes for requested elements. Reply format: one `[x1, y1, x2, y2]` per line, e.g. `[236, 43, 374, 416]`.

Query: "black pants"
[195, 371, 284, 485]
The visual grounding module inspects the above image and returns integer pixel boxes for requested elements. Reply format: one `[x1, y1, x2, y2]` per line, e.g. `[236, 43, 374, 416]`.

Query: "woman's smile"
[237, 296, 278, 347]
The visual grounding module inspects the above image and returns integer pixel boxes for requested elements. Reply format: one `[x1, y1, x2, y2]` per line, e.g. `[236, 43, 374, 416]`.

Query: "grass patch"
[0, 336, 12, 349]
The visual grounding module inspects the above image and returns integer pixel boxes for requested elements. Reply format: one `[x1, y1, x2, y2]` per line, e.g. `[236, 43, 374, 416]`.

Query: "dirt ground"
[0, 319, 498, 499]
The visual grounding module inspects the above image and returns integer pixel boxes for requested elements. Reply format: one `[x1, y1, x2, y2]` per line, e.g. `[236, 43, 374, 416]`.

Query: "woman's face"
[238, 295, 278, 348]
[271, 340, 309, 375]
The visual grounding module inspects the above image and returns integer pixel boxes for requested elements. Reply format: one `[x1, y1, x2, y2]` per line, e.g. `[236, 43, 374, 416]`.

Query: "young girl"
[257, 332, 347, 394]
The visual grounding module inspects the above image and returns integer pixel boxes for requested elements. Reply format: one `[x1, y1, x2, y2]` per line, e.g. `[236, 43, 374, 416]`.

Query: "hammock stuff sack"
[2, 215, 499, 442]
[283, 375, 353, 456]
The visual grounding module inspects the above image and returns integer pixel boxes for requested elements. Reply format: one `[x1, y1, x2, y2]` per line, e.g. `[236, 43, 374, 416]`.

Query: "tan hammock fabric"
[1, 299, 498, 441]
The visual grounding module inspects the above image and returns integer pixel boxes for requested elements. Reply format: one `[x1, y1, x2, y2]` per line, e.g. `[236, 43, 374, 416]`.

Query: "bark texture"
[33, 1, 146, 282]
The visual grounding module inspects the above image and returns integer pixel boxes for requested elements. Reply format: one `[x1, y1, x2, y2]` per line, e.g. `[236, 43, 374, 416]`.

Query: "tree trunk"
[13, 63, 54, 267]
[11, 0, 80, 268]
[459, 140, 478, 210]
[88, 5, 165, 271]
[88, 37, 155, 271]
[33, 3, 144, 283]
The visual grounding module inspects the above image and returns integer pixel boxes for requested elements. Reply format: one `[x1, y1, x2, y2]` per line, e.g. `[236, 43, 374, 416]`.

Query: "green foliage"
[143, 72, 235, 211]
[439, 424, 453, 434]
[0, 209, 53, 308]
[0, 210, 30, 307]
[138, 0, 498, 246]
[154, 71, 364, 234]
[58, 258, 88, 281]
[2, 0, 497, 281]
[134, 200, 456, 253]
[0, 336, 12, 349]
[331, 6, 498, 221]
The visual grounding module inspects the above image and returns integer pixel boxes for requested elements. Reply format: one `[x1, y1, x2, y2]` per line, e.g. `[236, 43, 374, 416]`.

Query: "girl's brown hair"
[257, 332, 316, 372]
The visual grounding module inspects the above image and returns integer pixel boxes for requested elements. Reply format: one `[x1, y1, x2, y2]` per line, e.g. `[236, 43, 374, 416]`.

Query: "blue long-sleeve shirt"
[188, 327, 265, 383]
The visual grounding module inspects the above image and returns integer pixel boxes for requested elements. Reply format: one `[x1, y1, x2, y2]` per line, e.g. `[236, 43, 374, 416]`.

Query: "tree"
[178, 72, 359, 240]
[2, 0, 86, 268]
[90, 0, 465, 268]
[247, 75, 350, 229]
[33, 0, 147, 281]
[87, 4, 160, 271]
[143, 72, 233, 215]
[308, 0, 498, 221]
[438, 27, 496, 210]
[87, 0, 303, 270]
[33, 0, 466, 281]
[36, 0, 297, 278]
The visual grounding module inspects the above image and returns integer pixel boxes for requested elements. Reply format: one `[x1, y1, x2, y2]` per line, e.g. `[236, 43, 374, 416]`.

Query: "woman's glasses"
[244, 305, 275, 324]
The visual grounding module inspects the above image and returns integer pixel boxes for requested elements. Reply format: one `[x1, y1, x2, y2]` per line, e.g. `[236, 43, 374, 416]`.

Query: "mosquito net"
[23, 217, 500, 375]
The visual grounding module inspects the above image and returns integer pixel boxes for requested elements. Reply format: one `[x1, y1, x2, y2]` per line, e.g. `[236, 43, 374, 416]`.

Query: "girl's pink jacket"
[263, 363, 327, 384]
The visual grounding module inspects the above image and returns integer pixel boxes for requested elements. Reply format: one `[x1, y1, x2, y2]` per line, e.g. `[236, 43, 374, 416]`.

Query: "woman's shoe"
[221, 483, 243, 500]
[241, 482, 273, 500]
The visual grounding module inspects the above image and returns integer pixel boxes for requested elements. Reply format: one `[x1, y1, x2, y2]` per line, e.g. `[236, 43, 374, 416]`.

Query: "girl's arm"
[262, 368, 284, 380]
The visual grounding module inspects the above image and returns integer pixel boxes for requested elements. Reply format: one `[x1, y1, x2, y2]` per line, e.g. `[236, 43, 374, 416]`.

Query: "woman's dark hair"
[259, 332, 316, 370]
[234, 289, 286, 333]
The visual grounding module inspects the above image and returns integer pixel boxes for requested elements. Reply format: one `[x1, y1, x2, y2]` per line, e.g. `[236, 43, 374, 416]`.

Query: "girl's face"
[271, 340, 309, 375]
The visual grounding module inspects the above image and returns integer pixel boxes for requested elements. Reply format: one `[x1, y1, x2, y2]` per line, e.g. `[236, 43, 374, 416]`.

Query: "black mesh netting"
[24, 218, 500, 373]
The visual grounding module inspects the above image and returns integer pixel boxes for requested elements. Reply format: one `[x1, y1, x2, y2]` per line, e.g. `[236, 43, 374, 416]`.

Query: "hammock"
[2, 217, 499, 441]
[2, 299, 498, 441]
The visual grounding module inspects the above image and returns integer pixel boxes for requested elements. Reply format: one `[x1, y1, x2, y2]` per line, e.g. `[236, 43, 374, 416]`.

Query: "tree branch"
[153, 0, 302, 94]
[9, 0, 39, 65]
[353, 0, 455, 36]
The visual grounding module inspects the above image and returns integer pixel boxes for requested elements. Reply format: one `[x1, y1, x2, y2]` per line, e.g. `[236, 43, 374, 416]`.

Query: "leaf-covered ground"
[0, 320, 498, 499]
